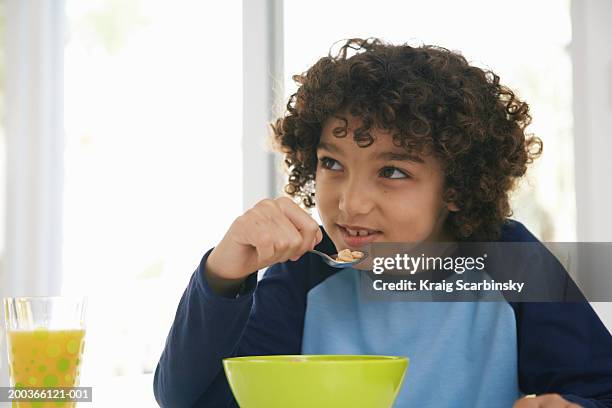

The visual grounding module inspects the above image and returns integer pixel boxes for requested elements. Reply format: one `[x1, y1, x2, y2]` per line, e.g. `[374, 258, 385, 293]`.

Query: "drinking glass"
[3, 297, 87, 407]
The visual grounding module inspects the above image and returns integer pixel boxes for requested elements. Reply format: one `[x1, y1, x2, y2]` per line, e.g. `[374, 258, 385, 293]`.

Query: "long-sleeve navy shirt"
[154, 220, 612, 407]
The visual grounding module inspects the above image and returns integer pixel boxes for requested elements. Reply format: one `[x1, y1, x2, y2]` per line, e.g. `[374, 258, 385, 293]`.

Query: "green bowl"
[223, 355, 409, 408]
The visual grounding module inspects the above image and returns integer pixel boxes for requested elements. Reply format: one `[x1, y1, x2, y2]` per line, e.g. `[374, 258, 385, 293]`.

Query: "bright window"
[0, 0, 5, 261]
[63, 0, 242, 405]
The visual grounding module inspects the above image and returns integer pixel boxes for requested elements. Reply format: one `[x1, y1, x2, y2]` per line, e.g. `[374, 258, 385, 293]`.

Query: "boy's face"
[315, 113, 458, 252]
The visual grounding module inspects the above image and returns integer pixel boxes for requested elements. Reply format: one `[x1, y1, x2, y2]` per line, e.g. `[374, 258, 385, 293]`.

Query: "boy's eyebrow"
[318, 142, 424, 163]
[377, 151, 425, 163]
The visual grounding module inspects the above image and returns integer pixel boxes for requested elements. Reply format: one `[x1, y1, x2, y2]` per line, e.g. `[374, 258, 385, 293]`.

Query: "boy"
[153, 38, 612, 407]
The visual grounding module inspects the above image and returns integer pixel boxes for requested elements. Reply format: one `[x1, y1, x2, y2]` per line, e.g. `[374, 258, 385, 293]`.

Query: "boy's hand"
[513, 394, 582, 408]
[205, 197, 322, 294]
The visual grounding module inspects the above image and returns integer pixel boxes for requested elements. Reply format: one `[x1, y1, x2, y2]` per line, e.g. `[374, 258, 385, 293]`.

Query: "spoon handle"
[308, 249, 333, 259]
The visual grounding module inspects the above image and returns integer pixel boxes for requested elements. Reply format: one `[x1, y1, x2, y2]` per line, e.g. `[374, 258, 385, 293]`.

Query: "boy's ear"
[447, 202, 460, 212]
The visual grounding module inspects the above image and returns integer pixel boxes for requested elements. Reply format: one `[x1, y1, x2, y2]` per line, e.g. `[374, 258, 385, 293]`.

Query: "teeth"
[345, 227, 376, 237]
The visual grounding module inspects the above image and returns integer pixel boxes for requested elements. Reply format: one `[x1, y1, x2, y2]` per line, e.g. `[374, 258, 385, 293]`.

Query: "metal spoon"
[308, 249, 369, 268]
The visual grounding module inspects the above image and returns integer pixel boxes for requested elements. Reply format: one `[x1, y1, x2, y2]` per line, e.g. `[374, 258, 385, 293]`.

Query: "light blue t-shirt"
[302, 268, 521, 408]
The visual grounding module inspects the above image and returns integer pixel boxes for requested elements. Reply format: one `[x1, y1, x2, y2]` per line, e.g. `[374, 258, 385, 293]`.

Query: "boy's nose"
[338, 178, 375, 217]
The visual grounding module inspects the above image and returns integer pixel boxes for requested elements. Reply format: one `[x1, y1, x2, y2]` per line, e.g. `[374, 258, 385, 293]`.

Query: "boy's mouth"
[337, 224, 382, 248]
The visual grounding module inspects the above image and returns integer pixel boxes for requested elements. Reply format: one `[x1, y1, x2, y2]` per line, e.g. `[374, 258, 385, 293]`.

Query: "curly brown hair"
[272, 38, 542, 241]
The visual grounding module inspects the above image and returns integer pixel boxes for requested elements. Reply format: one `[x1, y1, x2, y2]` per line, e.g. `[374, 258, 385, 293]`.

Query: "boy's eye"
[318, 158, 408, 179]
[319, 157, 342, 171]
[380, 167, 409, 179]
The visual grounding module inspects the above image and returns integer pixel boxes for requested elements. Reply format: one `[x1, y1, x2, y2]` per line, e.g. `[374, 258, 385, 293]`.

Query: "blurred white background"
[0, 0, 611, 406]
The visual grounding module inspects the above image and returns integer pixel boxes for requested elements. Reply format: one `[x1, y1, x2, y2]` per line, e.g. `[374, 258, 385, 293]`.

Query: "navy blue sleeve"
[501, 220, 612, 406]
[153, 248, 313, 408]
[513, 302, 612, 407]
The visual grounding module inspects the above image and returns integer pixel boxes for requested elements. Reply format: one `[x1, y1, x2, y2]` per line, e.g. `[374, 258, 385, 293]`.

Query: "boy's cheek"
[388, 215, 439, 243]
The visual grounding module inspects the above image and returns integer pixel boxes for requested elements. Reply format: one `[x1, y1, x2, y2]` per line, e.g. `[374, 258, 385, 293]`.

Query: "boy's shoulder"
[499, 219, 539, 243]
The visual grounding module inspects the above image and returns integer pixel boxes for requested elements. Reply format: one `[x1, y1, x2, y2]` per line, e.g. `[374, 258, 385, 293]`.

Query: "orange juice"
[7, 329, 86, 408]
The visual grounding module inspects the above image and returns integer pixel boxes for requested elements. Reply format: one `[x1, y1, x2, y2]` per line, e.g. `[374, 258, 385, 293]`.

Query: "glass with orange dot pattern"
[3, 297, 87, 407]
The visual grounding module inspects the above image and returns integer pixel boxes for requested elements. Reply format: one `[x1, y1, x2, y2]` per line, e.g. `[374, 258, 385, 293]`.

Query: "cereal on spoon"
[335, 249, 364, 263]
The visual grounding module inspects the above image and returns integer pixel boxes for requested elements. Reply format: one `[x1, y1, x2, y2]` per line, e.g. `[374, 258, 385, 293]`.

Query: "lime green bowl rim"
[223, 355, 409, 365]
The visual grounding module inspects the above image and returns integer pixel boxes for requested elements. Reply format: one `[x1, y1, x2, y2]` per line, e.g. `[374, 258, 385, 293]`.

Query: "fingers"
[210, 196, 322, 280]
[268, 197, 321, 261]
[513, 394, 583, 408]
[275, 197, 322, 248]
[236, 209, 276, 267]
[247, 197, 321, 267]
